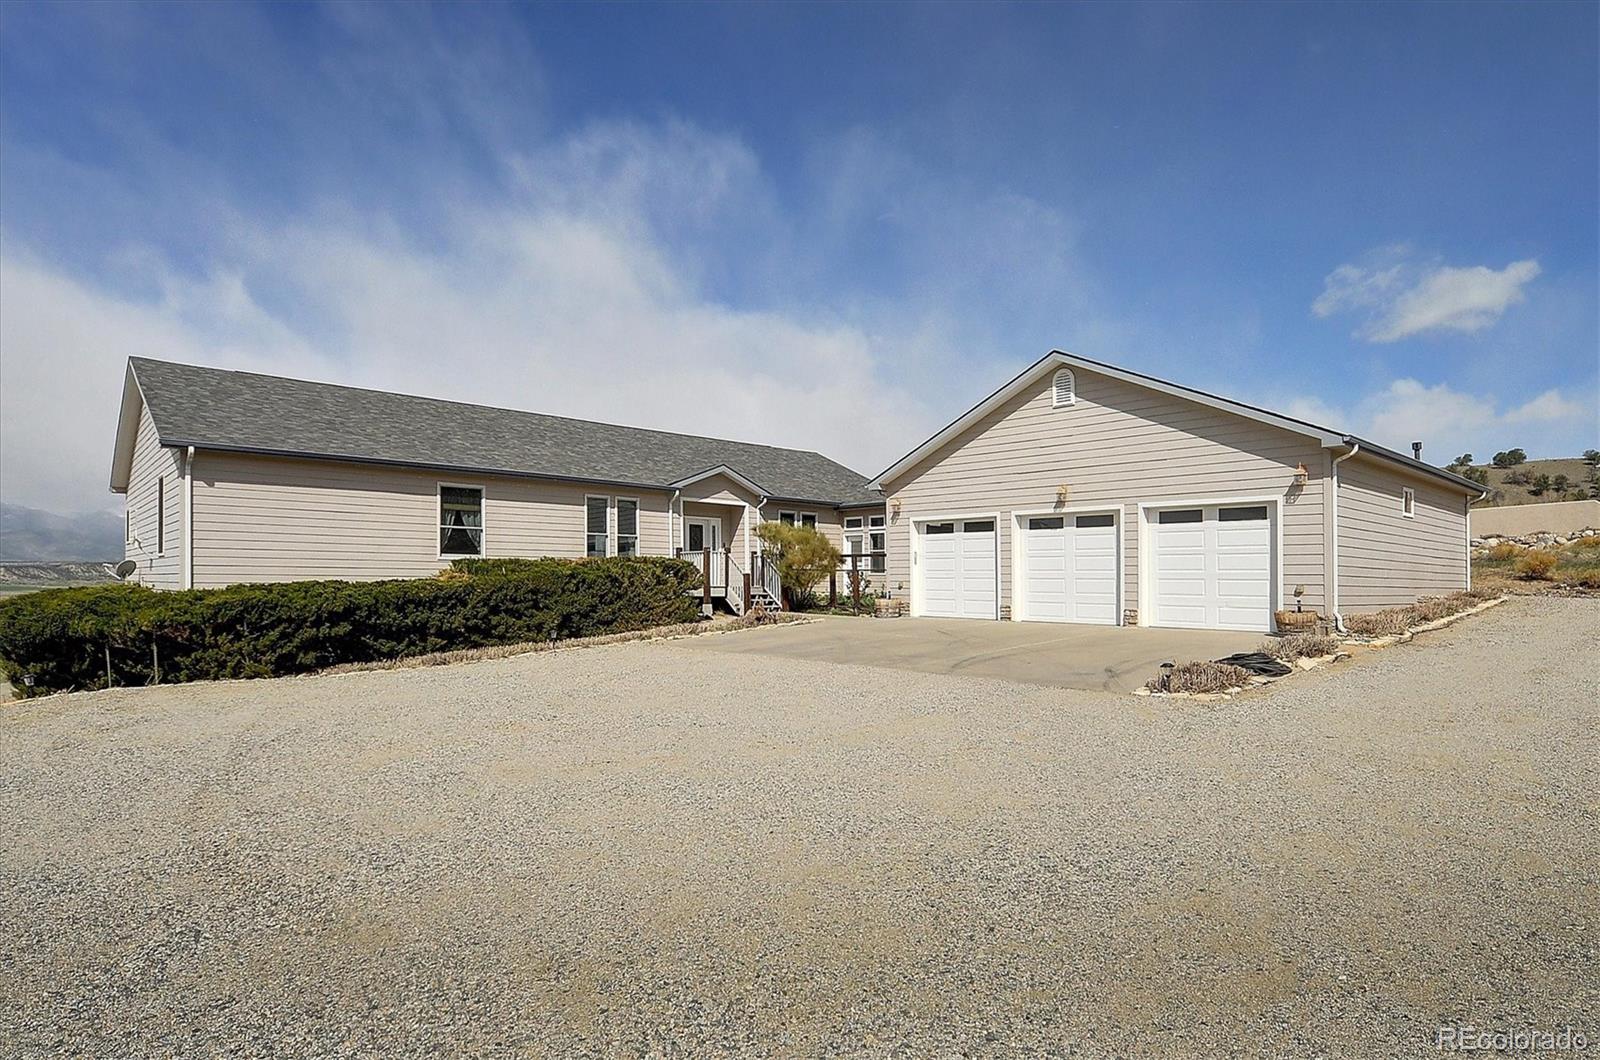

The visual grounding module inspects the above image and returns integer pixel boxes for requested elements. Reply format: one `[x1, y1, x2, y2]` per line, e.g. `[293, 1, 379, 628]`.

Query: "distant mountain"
[0, 502, 124, 561]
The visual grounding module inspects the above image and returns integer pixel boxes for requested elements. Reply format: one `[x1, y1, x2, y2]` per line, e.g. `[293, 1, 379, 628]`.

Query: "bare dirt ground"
[2, 597, 1596, 1058]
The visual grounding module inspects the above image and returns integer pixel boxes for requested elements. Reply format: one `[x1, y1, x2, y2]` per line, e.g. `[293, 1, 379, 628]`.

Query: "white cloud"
[1282, 377, 1592, 464]
[1312, 249, 1541, 342]
[0, 122, 955, 518]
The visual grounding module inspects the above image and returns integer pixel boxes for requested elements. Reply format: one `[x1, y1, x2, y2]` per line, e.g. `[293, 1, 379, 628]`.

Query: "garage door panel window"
[1075, 514, 1114, 528]
[1158, 509, 1203, 524]
[925, 522, 955, 534]
[1028, 516, 1065, 530]
[962, 520, 995, 533]
[1219, 505, 1269, 522]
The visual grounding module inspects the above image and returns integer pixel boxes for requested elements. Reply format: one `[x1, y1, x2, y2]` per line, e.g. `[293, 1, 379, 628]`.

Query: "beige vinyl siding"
[881, 365, 1329, 618]
[190, 452, 671, 588]
[124, 401, 184, 589]
[679, 474, 754, 507]
[1337, 455, 1468, 611]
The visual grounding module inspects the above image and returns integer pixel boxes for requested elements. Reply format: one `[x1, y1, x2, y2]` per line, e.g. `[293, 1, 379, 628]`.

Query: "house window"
[801, 513, 817, 529]
[1402, 487, 1416, 519]
[868, 514, 886, 572]
[157, 476, 166, 555]
[586, 495, 609, 556]
[778, 510, 816, 529]
[779, 510, 795, 526]
[1052, 368, 1076, 408]
[440, 486, 484, 556]
[616, 498, 639, 556]
[844, 516, 863, 530]
[125, 507, 132, 544]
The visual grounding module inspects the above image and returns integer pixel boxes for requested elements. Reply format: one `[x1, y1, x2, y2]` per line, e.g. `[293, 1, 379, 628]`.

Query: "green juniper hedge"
[0, 556, 700, 697]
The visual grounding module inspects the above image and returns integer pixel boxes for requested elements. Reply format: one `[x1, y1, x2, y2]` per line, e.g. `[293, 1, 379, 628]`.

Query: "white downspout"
[183, 446, 195, 590]
[671, 489, 681, 554]
[1329, 442, 1360, 633]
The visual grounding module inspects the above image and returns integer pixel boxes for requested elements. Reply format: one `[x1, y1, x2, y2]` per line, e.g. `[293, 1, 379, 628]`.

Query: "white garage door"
[1151, 504, 1273, 631]
[1020, 513, 1118, 624]
[918, 519, 997, 619]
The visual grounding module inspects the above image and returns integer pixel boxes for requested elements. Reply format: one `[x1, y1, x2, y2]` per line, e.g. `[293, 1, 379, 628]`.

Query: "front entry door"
[685, 517, 721, 552]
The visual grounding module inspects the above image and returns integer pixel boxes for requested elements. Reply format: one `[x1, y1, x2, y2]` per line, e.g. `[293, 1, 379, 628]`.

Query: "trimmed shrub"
[0, 556, 700, 697]
[1148, 661, 1255, 694]
[1514, 549, 1559, 580]
[1261, 632, 1340, 662]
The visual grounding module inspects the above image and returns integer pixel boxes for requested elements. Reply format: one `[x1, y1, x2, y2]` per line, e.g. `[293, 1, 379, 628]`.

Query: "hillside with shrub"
[1446, 450, 1599, 507]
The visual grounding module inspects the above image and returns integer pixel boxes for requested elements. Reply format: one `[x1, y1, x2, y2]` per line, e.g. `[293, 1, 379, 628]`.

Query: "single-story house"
[110, 357, 886, 614]
[111, 350, 1484, 632]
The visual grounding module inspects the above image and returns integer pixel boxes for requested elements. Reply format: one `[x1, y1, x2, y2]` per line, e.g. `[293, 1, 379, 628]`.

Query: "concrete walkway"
[680, 614, 1264, 692]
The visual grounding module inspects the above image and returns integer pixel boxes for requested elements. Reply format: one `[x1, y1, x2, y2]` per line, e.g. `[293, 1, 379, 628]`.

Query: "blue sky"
[1, 1, 1595, 516]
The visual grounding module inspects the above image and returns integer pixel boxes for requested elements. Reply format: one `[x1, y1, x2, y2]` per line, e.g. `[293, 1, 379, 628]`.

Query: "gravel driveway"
[2, 597, 1596, 1058]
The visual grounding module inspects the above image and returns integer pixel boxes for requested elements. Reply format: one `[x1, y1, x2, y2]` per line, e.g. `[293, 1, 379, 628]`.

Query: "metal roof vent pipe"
[1412, 441, 1423, 460]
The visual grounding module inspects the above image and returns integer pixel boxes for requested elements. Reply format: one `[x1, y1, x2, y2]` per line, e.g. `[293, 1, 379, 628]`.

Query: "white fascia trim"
[867, 350, 1344, 491]
[109, 363, 146, 493]
[668, 464, 769, 498]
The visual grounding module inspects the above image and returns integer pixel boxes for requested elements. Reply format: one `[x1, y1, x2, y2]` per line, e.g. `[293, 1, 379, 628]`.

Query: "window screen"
[1218, 506, 1268, 522]
[586, 496, 609, 557]
[616, 499, 638, 556]
[1076, 514, 1114, 528]
[1158, 509, 1202, 524]
[440, 486, 484, 555]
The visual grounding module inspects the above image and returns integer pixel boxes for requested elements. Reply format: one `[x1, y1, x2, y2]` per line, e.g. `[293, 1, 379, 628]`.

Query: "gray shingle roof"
[130, 358, 881, 506]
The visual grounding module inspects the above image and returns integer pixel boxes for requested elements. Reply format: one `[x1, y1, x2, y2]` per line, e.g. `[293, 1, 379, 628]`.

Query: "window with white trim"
[616, 498, 639, 556]
[157, 476, 166, 555]
[1052, 368, 1076, 408]
[585, 495, 609, 556]
[868, 514, 886, 572]
[125, 507, 131, 544]
[779, 510, 795, 526]
[1402, 487, 1415, 519]
[778, 510, 817, 529]
[800, 512, 817, 529]
[439, 486, 484, 556]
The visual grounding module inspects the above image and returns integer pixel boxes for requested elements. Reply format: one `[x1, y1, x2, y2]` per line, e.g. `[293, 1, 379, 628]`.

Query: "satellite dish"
[114, 560, 138, 580]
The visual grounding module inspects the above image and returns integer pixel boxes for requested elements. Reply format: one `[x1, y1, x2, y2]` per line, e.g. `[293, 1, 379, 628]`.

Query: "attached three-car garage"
[878, 351, 1480, 635]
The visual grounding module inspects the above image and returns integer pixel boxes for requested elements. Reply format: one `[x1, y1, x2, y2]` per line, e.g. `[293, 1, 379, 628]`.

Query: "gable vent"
[1052, 368, 1076, 408]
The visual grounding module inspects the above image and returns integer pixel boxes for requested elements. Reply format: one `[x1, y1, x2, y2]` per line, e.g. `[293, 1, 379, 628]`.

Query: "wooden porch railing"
[829, 550, 888, 610]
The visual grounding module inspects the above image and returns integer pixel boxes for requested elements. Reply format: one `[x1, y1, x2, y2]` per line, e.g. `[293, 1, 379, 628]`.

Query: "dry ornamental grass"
[1147, 660, 1256, 694]
[1261, 632, 1341, 662]
[1342, 588, 1497, 637]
